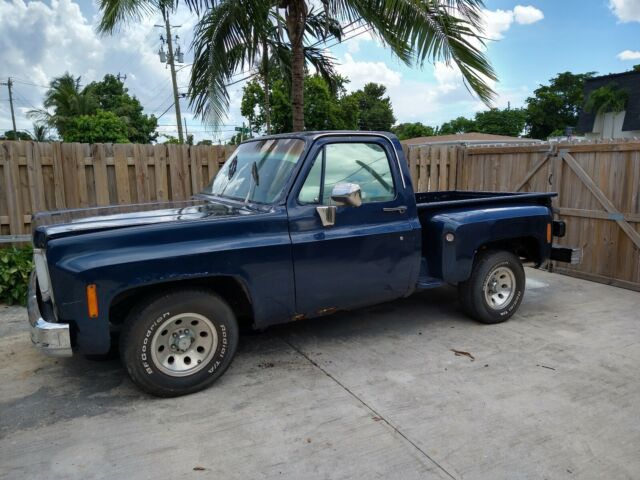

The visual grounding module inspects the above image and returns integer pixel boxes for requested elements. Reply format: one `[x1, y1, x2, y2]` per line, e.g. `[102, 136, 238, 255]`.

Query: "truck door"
[287, 136, 420, 317]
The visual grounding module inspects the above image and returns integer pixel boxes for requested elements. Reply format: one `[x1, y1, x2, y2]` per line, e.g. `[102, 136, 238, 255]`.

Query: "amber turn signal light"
[546, 223, 552, 243]
[86, 284, 99, 318]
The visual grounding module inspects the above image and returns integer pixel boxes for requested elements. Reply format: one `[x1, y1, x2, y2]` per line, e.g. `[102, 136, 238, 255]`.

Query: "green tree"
[439, 116, 476, 135]
[525, 71, 595, 139]
[32, 124, 52, 142]
[1, 130, 33, 141]
[63, 110, 129, 143]
[584, 83, 629, 115]
[30, 72, 157, 143]
[352, 83, 395, 131]
[391, 122, 436, 140]
[240, 73, 358, 133]
[97, 0, 496, 132]
[474, 108, 526, 137]
[162, 135, 182, 144]
[28, 73, 97, 138]
[85, 74, 158, 143]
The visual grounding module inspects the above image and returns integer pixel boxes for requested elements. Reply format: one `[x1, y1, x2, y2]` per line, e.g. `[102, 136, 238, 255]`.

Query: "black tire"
[120, 288, 239, 397]
[458, 250, 525, 324]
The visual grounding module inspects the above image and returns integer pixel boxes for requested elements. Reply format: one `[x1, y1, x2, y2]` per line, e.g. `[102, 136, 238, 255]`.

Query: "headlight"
[33, 248, 52, 301]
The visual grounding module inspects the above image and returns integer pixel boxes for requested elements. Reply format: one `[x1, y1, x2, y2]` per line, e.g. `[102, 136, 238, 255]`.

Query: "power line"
[11, 78, 50, 89]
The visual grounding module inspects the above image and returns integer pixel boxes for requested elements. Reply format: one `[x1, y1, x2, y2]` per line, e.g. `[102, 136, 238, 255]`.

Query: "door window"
[298, 142, 395, 204]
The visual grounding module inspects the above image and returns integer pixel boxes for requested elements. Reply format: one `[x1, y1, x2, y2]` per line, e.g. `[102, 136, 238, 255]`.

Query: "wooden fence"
[447, 141, 640, 291]
[2, 139, 639, 291]
[402, 144, 460, 192]
[0, 141, 235, 238]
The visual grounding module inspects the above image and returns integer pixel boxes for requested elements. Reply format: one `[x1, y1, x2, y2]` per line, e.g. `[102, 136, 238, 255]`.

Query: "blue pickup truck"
[28, 131, 579, 396]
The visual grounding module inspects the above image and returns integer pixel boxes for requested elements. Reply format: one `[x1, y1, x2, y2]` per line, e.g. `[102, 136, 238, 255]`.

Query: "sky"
[0, 0, 639, 143]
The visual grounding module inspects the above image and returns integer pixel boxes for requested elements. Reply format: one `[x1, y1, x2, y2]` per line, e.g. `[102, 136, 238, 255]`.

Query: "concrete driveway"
[1, 269, 639, 480]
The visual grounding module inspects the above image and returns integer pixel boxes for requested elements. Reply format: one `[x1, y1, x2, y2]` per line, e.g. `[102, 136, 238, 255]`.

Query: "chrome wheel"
[150, 313, 218, 377]
[483, 266, 516, 310]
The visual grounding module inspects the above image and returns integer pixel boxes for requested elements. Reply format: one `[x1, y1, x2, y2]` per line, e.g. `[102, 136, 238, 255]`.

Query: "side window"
[324, 143, 394, 203]
[298, 151, 323, 204]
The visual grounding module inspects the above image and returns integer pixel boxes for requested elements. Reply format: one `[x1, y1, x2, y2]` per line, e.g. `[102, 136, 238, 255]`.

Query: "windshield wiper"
[244, 161, 260, 203]
[251, 161, 260, 186]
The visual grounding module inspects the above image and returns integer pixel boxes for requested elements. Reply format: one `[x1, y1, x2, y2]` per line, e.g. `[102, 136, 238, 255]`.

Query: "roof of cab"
[242, 130, 399, 142]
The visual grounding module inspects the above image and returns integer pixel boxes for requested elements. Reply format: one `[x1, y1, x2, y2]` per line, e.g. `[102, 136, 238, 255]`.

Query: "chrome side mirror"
[331, 182, 362, 207]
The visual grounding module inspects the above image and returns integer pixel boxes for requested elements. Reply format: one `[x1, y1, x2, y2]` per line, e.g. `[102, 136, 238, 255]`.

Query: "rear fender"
[423, 205, 552, 283]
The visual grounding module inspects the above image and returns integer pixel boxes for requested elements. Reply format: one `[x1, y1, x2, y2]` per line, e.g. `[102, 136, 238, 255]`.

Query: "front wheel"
[458, 250, 525, 324]
[120, 288, 239, 397]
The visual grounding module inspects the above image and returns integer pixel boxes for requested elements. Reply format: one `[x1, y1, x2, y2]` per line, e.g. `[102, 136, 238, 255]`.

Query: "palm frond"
[188, 0, 273, 127]
[329, 0, 496, 103]
[96, 0, 165, 34]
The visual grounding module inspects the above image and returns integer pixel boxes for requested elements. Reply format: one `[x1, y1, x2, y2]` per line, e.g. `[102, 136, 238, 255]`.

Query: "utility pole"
[1, 77, 18, 140]
[161, 8, 184, 143]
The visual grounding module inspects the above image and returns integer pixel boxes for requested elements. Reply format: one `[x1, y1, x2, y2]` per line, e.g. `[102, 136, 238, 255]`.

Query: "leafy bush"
[0, 246, 33, 306]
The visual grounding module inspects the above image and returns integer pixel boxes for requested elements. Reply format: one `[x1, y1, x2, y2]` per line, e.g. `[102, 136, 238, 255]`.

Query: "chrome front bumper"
[27, 274, 72, 357]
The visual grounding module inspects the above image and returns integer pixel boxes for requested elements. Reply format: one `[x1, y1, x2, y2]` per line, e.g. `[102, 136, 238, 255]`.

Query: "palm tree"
[584, 83, 628, 116]
[32, 123, 50, 142]
[284, 0, 497, 130]
[584, 83, 629, 139]
[189, 3, 342, 131]
[28, 73, 98, 137]
[97, 0, 496, 132]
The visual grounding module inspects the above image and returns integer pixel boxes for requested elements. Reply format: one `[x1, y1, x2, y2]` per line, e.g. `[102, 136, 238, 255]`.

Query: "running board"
[415, 276, 445, 290]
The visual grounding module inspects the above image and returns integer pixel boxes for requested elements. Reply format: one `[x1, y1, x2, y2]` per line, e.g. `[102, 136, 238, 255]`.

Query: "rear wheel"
[120, 288, 239, 397]
[459, 250, 525, 324]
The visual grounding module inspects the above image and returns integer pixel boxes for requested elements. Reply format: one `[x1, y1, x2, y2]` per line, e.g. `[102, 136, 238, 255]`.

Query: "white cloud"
[0, 0, 234, 143]
[336, 53, 402, 90]
[346, 30, 375, 54]
[609, 0, 640, 22]
[617, 50, 640, 60]
[471, 5, 543, 50]
[482, 9, 515, 40]
[513, 5, 544, 24]
[433, 61, 463, 88]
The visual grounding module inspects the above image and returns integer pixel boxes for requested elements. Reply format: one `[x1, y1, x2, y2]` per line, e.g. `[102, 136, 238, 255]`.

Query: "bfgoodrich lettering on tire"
[458, 250, 525, 324]
[120, 288, 239, 397]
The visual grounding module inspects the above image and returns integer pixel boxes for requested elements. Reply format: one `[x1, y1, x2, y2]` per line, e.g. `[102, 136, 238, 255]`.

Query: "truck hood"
[32, 197, 263, 247]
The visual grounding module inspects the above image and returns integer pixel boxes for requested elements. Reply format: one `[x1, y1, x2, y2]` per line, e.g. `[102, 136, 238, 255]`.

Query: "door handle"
[383, 206, 407, 214]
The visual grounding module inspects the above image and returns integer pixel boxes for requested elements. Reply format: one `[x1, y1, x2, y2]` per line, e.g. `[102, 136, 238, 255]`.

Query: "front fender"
[45, 210, 295, 354]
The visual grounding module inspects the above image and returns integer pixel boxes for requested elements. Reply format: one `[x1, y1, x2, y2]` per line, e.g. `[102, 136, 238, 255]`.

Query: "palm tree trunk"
[285, 0, 306, 132]
[262, 38, 271, 134]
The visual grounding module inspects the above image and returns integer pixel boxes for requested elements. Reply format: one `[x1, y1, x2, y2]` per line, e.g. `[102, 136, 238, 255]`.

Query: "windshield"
[202, 138, 305, 204]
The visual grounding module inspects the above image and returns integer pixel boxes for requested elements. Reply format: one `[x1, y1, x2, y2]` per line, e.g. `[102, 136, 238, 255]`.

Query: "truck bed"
[414, 190, 557, 290]
[415, 190, 556, 211]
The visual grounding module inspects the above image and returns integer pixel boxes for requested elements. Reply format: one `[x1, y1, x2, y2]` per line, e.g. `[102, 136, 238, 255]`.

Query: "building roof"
[577, 70, 640, 133]
[400, 132, 540, 146]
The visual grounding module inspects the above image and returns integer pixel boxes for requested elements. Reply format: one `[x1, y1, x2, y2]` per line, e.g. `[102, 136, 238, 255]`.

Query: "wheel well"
[477, 236, 541, 265]
[109, 276, 254, 331]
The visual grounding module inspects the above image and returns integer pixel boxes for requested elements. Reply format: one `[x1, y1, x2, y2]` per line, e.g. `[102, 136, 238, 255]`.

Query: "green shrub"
[0, 246, 33, 306]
